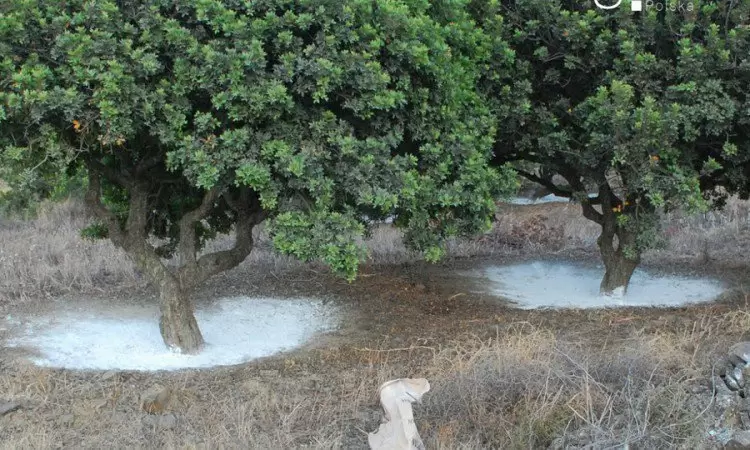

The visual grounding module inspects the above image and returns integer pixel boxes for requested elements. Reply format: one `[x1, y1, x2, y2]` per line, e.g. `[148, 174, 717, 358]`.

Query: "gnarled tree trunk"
[158, 277, 204, 353]
[596, 187, 640, 296]
[85, 169, 262, 354]
[599, 237, 639, 295]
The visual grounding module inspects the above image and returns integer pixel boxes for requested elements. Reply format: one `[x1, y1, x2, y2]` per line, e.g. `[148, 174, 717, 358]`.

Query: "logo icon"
[594, 0, 623, 9]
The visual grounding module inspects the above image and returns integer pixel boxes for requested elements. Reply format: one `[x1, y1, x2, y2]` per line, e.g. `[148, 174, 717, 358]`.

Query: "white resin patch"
[5, 297, 336, 371]
[484, 261, 724, 309]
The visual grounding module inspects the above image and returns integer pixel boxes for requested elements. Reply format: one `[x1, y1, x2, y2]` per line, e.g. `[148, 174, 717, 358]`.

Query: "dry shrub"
[657, 196, 750, 265]
[362, 224, 416, 265]
[417, 324, 713, 449]
[474, 202, 599, 255]
[478, 213, 565, 251]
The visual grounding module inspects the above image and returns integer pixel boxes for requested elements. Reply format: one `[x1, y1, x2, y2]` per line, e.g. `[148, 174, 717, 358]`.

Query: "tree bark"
[158, 277, 204, 353]
[599, 242, 639, 296]
[85, 170, 265, 354]
[596, 184, 640, 296]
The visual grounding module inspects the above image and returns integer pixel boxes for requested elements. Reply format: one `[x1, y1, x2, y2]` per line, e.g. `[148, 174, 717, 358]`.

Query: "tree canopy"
[2, 0, 749, 350]
[0, 0, 516, 351]
[480, 0, 750, 293]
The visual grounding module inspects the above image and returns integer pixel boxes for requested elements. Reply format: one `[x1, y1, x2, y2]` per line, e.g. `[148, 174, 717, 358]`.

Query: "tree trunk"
[597, 221, 640, 296]
[158, 277, 204, 354]
[599, 249, 639, 296]
[86, 171, 260, 354]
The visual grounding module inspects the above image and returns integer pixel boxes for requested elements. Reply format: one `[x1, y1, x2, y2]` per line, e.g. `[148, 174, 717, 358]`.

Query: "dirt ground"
[3, 199, 750, 449]
[2, 253, 750, 449]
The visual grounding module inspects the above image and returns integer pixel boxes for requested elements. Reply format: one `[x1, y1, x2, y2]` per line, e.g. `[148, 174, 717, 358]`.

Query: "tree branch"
[177, 187, 221, 266]
[557, 166, 605, 225]
[514, 168, 573, 198]
[179, 191, 267, 289]
[84, 169, 126, 247]
[124, 182, 152, 241]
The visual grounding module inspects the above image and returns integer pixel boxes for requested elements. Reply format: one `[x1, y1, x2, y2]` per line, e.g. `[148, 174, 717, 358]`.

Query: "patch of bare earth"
[1, 198, 750, 448]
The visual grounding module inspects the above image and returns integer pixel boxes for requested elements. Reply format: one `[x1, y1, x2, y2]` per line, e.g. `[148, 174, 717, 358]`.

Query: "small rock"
[715, 375, 736, 396]
[140, 385, 172, 414]
[726, 430, 750, 449]
[729, 343, 750, 366]
[142, 413, 177, 430]
[414, 283, 426, 292]
[0, 401, 21, 416]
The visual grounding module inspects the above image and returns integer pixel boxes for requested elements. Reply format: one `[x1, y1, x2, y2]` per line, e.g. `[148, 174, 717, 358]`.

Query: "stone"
[729, 343, 750, 366]
[721, 343, 750, 393]
[142, 413, 177, 430]
[0, 401, 21, 416]
[726, 430, 750, 449]
[140, 385, 172, 414]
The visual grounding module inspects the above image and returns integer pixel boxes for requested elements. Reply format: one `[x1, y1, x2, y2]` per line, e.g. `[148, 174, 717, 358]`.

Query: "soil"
[2, 255, 749, 448]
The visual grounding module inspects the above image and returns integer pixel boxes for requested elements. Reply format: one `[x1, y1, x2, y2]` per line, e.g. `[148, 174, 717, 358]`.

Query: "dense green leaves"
[0, 0, 514, 279]
[2, 0, 747, 286]
[482, 0, 750, 257]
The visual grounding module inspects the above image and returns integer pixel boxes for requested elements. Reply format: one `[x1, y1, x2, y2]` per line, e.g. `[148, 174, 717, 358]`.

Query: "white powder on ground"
[483, 261, 724, 309]
[5, 297, 337, 371]
[509, 194, 572, 205]
[508, 193, 599, 205]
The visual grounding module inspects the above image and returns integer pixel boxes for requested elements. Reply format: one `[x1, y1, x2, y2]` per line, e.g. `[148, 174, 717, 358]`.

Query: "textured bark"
[599, 245, 639, 295]
[597, 184, 640, 295]
[85, 170, 263, 353]
[158, 277, 204, 353]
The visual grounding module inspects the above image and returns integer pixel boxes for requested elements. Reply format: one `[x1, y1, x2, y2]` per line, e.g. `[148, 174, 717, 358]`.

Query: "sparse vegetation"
[1, 308, 746, 449]
[2, 0, 749, 448]
[2, 198, 750, 448]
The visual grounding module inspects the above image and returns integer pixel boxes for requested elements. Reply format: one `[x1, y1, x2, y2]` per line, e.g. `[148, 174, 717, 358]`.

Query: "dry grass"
[1, 313, 743, 449]
[3, 196, 749, 308]
[659, 197, 750, 265]
[416, 316, 736, 450]
[0, 200, 140, 307]
[2, 196, 750, 448]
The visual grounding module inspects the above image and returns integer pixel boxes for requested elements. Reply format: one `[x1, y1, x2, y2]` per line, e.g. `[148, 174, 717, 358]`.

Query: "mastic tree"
[478, 0, 750, 295]
[0, 0, 515, 353]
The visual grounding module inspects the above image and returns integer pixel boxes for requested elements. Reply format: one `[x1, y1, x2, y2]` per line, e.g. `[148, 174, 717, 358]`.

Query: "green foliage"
[481, 0, 749, 254]
[0, 0, 514, 279]
[80, 222, 108, 241]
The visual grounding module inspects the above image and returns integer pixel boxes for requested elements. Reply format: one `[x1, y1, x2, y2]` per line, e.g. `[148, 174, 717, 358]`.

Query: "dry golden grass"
[3, 196, 749, 308]
[2, 197, 750, 449]
[0, 200, 141, 307]
[1, 314, 742, 449]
